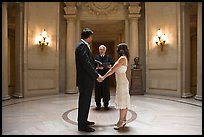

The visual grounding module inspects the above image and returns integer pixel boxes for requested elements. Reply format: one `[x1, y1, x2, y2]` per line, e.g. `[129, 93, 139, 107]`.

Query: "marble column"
[128, 15, 140, 65]
[127, 3, 141, 82]
[2, 2, 10, 100]
[76, 19, 81, 43]
[194, 3, 202, 101]
[128, 3, 141, 65]
[64, 15, 77, 94]
[124, 19, 129, 79]
[13, 3, 24, 98]
[125, 19, 129, 45]
[181, 3, 193, 98]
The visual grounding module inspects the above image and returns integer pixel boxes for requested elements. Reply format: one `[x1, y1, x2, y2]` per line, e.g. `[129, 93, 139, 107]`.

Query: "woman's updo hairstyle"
[117, 43, 130, 61]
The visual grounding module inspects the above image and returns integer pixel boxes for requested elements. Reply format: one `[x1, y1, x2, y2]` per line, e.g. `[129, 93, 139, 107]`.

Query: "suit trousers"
[77, 86, 93, 128]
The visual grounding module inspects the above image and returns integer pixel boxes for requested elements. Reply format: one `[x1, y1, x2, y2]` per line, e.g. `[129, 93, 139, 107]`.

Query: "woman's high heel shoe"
[123, 120, 126, 127]
[113, 121, 126, 130]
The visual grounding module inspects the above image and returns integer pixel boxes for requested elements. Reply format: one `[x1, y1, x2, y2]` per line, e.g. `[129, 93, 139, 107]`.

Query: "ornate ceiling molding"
[84, 2, 122, 16]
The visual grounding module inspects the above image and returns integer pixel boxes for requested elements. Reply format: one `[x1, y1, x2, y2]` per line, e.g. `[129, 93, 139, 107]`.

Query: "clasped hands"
[97, 75, 105, 82]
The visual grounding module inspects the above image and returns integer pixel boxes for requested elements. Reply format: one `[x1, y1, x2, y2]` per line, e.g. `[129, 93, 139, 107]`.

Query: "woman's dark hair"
[81, 28, 93, 39]
[117, 43, 130, 61]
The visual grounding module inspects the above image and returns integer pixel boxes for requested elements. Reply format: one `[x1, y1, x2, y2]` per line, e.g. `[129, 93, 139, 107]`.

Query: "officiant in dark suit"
[94, 45, 115, 110]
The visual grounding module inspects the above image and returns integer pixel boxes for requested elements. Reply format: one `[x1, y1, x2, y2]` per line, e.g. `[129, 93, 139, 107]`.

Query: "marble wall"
[145, 2, 181, 97]
[23, 2, 60, 97]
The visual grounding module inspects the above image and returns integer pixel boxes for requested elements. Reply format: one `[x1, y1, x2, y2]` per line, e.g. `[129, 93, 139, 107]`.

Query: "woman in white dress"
[101, 43, 130, 130]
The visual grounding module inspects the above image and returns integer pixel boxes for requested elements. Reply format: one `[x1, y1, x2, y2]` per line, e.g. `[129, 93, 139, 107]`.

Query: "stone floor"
[2, 92, 202, 135]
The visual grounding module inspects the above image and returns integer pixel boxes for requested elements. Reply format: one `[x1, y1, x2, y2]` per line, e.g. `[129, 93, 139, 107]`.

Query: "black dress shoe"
[86, 121, 95, 125]
[78, 126, 95, 132]
[104, 106, 109, 110]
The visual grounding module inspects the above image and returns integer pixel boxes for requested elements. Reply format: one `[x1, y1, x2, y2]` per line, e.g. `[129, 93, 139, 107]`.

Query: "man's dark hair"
[81, 28, 93, 39]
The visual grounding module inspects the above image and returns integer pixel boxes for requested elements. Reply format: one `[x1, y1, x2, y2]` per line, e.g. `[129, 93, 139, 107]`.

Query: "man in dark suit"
[75, 28, 102, 132]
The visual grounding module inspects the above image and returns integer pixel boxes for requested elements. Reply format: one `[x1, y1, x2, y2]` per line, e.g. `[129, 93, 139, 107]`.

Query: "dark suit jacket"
[75, 40, 99, 89]
[95, 54, 115, 75]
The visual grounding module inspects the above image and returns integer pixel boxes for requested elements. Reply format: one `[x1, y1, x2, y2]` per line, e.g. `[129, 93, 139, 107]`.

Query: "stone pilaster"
[125, 19, 129, 46]
[13, 3, 24, 98]
[128, 3, 141, 65]
[64, 3, 77, 94]
[2, 2, 10, 100]
[127, 3, 141, 81]
[194, 2, 202, 101]
[180, 3, 193, 98]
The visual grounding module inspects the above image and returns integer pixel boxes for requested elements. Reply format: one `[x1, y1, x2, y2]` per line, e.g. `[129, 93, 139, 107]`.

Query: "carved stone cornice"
[128, 2, 140, 6]
[84, 2, 122, 16]
[128, 6, 141, 14]
[64, 2, 76, 7]
[64, 6, 77, 15]
[64, 2, 77, 15]
[128, 3, 141, 20]
[64, 2, 77, 21]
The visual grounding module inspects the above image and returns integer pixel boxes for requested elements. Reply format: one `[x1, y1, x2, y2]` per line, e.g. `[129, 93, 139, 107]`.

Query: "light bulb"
[154, 35, 159, 44]
[37, 35, 42, 42]
[157, 29, 162, 37]
[42, 29, 48, 38]
[45, 37, 50, 46]
[162, 34, 168, 42]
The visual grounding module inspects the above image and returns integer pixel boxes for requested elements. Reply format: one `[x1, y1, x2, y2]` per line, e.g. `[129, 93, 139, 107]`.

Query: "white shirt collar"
[81, 39, 90, 50]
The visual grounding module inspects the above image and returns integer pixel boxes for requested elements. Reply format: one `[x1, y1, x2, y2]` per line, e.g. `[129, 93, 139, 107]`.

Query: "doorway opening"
[7, 3, 17, 97]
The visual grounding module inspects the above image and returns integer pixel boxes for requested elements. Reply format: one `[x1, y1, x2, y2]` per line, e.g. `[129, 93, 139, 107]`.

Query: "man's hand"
[97, 66, 104, 70]
[97, 75, 103, 82]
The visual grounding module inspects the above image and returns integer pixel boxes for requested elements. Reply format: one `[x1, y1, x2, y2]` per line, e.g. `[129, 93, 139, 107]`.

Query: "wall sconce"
[154, 29, 168, 51]
[37, 29, 50, 50]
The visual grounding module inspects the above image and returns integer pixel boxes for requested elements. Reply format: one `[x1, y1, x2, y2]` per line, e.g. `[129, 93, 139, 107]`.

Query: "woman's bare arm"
[102, 56, 126, 80]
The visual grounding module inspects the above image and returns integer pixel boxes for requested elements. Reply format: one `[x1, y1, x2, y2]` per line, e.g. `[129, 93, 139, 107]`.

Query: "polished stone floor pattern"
[2, 93, 202, 135]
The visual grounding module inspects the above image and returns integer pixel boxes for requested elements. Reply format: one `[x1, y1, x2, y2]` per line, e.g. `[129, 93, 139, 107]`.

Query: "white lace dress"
[115, 65, 131, 109]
